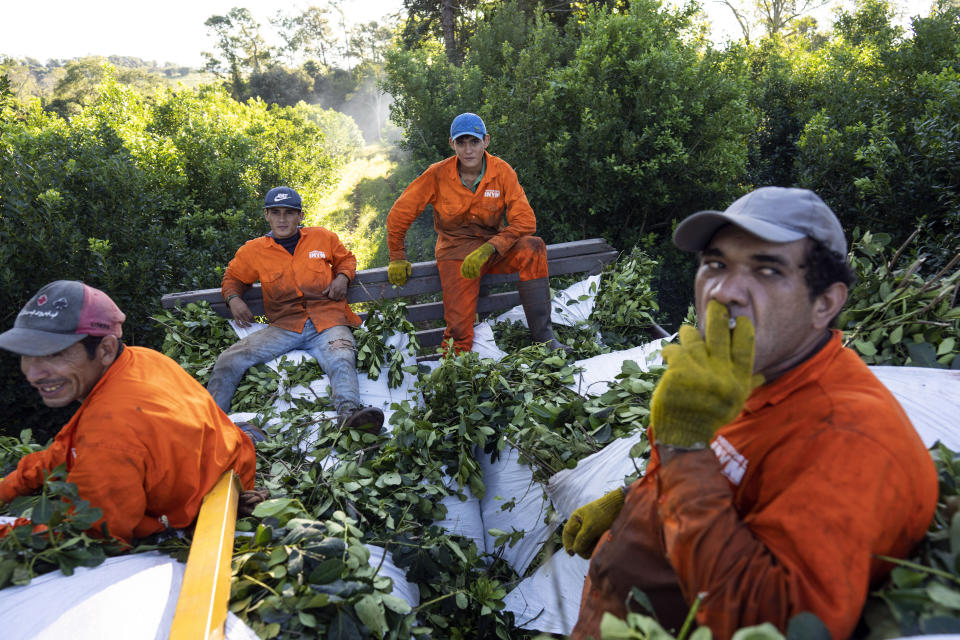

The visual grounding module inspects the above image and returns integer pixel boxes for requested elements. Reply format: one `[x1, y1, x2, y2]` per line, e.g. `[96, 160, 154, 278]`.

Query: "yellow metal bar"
[170, 470, 241, 640]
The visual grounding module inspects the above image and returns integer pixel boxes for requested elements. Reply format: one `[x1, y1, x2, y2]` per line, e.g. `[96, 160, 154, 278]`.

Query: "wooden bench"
[161, 238, 662, 347]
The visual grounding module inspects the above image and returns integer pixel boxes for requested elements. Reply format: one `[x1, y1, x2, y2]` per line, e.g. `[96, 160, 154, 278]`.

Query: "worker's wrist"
[225, 294, 240, 304]
[657, 441, 708, 465]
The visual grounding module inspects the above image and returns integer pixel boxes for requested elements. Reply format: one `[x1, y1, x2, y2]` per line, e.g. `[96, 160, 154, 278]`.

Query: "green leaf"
[951, 512, 960, 555]
[889, 325, 903, 345]
[252, 498, 298, 518]
[380, 593, 412, 614]
[855, 340, 877, 356]
[785, 612, 830, 640]
[731, 623, 785, 639]
[598, 612, 634, 639]
[379, 472, 402, 486]
[354, 594, 388, 637]
[32, 495, 53, 525]
[444, 537, 468, 564]
[926, 582, 960, 610]
[455, 592, 468, 609]
[938, 337, 956, 356]
[907, 342, 940, 368]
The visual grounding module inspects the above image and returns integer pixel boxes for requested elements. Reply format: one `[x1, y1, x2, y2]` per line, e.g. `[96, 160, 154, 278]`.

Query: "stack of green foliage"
[1, 243, 958, 637]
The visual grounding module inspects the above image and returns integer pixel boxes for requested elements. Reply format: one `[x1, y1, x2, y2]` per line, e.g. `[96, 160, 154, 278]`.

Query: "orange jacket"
[222, 227, 361, 333]
[387, 151, 536, 261]
[574, 332, 938, 640]
[0, 347, 257, 544]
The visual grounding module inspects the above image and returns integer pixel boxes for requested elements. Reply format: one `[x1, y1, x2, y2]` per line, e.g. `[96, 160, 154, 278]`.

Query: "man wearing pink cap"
[0, 280, 260, 544]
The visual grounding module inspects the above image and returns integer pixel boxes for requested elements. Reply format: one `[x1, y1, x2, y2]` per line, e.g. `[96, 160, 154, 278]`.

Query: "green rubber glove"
[562, 488, 626, 558]
[651, 300, 765, 448]
[460, 243, 495, 279]
[388, 260, 412, 286]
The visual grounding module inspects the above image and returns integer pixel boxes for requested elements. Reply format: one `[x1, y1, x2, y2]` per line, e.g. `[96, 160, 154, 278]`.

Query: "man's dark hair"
[803, 238, 857, 327]
[80, 334, 123, 359]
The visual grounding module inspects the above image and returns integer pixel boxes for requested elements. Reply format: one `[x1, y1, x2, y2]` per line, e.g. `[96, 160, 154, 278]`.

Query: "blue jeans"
[207, 320, 361, 414]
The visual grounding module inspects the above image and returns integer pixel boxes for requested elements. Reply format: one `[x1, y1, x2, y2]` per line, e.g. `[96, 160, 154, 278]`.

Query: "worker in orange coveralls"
[385, 112, 568, 353]
[562, 187, 938, 639]
[207, 186, 384, 434]
[0, 280, 262, 544]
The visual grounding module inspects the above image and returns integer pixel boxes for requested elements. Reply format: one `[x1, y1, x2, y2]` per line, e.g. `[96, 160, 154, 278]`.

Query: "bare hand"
[322, 273, 349, 301]
[228, 297, 254, 327]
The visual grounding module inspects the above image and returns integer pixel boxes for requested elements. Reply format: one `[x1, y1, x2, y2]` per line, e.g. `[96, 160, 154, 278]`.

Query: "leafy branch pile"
[589, 247, 662, 350]
[866, 443, 960, 636]
[232, 505, 417, 639]
[354, 299, 421, 388]
[0, 465, 121, 589]
[840, 228, 960, 368]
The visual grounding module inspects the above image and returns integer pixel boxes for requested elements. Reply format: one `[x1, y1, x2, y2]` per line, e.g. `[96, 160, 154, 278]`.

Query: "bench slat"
[159, 238, 623, 349]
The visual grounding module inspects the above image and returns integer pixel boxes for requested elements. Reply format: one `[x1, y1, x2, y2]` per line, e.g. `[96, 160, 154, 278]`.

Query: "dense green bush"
[786, 1, 960, 252]
[0, 77, 342, 439]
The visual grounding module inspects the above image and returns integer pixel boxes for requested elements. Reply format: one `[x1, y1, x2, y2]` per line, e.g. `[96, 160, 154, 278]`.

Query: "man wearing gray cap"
[207, 186, 384, 434]
[0, 280, 259, 544]
[563, 187, 938, 639]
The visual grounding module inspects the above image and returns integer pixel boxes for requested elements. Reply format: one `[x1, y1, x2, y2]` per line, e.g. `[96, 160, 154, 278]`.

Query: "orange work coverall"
[222, 227, 361, 333]
[387, 151, 548, 351]
[572, 331, 938, 640]
[0, 346, 257, 544]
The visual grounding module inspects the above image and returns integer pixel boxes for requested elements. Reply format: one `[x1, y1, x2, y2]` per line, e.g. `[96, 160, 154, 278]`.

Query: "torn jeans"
[207, 320, 360, 414]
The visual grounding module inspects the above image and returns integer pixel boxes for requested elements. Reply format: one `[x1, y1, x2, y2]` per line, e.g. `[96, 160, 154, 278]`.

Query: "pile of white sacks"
[3, 274, 958, 639]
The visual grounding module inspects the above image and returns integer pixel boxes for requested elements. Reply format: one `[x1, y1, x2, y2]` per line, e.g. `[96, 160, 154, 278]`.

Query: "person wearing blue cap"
[385, 112, 569, 354]
[206, 186, 384, 434]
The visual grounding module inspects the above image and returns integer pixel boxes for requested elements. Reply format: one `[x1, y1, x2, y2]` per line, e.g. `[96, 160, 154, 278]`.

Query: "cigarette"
[728, 317, 737, 330]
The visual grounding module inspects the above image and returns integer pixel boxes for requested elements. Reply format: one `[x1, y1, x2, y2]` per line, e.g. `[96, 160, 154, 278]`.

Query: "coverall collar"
[458, 153, 486, 193]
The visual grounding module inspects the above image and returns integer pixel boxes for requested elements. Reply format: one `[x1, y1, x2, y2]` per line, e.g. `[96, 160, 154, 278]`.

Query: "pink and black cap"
[0, 280, 125, 356]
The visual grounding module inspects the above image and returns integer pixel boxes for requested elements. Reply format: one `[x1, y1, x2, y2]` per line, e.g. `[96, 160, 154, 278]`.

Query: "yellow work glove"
[562, 488, 626, 558]
[460, 243, 495, 279]
[388, 260, 412, 286]
[650, 300, 765, 448]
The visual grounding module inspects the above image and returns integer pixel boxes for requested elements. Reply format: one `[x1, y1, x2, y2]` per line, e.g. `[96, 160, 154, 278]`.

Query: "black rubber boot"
[517, 278, 572, 353]
[340, 406, 385, 435]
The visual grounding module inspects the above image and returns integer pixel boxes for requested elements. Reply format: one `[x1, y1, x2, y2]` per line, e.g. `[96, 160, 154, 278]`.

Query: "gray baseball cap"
[0, 280, 125, 356]
[673, 187, 847, 258]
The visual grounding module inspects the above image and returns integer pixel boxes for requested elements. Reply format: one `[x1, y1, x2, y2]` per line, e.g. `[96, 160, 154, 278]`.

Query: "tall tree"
[203, 8, 274, 98]
[721, 0, 834, 41]
[272, 5, 337, 66]
[401, 0, 485, 64]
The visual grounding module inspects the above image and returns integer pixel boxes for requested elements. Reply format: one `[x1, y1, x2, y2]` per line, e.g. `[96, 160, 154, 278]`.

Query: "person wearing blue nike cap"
[207, 186, 384, 434]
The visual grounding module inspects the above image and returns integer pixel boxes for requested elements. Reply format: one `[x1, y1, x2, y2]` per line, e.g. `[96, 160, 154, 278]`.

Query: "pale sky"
[0, 0, 936, 67]
[0, 0, 407, 66]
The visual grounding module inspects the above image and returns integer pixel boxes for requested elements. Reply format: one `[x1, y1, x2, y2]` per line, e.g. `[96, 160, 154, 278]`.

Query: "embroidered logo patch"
[483, 189, 500, 198]
[309, 250, 326, 259]
[37, 294, 48, 306]
[712, 435, 748, 486]
[274, 192, 290, 201]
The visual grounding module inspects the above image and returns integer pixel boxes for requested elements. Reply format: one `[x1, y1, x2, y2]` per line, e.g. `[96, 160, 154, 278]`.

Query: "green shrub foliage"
[0, 78, 343, 438]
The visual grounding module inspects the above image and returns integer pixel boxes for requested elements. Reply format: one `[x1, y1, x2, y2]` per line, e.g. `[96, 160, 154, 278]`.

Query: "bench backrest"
[161, 238, 619, 347]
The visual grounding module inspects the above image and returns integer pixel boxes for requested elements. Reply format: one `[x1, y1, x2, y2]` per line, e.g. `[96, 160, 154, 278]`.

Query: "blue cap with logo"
[264, 186, 302, 210]
[450, 113, 487, 140]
